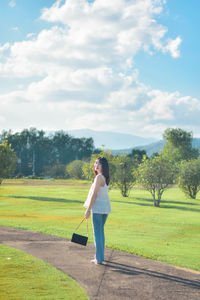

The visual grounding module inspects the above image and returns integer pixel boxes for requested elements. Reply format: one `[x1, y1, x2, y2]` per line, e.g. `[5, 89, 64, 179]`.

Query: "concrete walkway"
[0, 226, 200, 300]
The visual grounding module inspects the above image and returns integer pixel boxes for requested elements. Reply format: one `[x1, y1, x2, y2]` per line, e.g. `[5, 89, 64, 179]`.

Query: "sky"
[0, 0, 200, 139]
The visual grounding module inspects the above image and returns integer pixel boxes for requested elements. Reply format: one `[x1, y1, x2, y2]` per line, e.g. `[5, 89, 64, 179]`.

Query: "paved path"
[0, 226, 200, 300]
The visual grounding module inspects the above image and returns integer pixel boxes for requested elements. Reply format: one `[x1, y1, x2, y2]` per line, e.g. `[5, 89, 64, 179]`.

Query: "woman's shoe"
[90, 259, 103, 265]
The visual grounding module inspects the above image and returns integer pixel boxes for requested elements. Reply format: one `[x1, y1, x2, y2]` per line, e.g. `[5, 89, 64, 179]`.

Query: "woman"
[84, 157, 111, 265]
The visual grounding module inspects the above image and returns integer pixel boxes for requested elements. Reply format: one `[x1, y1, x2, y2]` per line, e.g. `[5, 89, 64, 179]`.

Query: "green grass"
[0, 244, 89, 300]
[108, 188, 200, 271]
[0, 180, 200, 273]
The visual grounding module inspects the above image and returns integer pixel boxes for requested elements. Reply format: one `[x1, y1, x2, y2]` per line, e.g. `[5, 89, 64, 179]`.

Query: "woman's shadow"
[103, 260, 200, 290]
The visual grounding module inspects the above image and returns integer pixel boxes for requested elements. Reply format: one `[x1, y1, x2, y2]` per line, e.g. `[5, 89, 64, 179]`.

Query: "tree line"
[1, 127, 200, 207]
[0, 128, 97, 178]
[57, 128, 200, 205]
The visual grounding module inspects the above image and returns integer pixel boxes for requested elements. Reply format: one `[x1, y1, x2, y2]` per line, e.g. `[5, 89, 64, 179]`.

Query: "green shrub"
[66, 160, 85, 179]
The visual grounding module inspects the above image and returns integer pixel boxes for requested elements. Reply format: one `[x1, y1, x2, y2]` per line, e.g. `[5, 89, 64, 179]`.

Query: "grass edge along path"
[0, 244, 89, 300]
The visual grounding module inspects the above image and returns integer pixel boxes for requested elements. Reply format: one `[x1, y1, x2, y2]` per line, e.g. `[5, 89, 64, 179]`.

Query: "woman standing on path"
[84, 157, 111, 265]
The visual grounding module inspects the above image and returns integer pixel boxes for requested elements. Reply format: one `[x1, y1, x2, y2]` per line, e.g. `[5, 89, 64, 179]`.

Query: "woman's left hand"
[85, 209, 91, 219]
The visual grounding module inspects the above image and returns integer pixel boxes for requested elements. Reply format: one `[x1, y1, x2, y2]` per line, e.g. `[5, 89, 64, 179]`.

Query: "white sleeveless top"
[84, 175, 111, 214]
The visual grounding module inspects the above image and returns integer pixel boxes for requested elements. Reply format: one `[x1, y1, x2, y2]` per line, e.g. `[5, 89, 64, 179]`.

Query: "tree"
[0, 128, 95, 177]
[82, 161, 92, 181]
[75, 137, 95, 160]
[0, 141, 17, 184]
[137, 155, 174, 207]
[178, 159, 200, 199]
[1, 128, 53, 177]
[162, 128, 199, 162]
[128, 149, 147, 165]
[151, 152, 159, 158]
[52, 131, 73, 164]
[66, 160, 86, 179]
[113, 155, 136, 197]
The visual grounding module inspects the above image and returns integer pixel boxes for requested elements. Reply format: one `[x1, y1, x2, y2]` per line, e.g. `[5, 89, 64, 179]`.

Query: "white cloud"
[0, 43, 10, 58]
[27, 33, 36, 38]
[9, 1, 16, 8]
[1, 0, 181, 79]
[164, 36, 182, 58]
[0, 115, 6, 123]
[11, 27, 19, 31]
[0, 43, 10, 52]
[40, 0, 179, 64]
[1, 69, 200, 139]
[0, 0, 198, 139]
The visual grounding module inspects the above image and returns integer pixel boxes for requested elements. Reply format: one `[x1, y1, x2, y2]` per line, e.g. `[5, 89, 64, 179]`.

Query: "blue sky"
[0, 0, 200, 139]
[135, 0, 200, 99]
[0, 1, 56, 43]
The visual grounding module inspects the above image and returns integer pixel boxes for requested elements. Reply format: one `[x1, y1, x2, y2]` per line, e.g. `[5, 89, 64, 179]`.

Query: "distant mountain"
[67, 129, 158, 149]
[111, 140, 164, 156]
[47, 129, 200, 156]
[112, 138, 200, 157]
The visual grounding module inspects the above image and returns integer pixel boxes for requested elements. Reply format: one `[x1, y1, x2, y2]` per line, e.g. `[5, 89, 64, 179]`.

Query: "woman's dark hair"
[94, 157, 110, 185]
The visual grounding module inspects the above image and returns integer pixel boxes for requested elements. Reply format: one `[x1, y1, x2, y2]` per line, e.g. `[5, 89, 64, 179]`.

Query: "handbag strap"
[74, 217, 88, 237]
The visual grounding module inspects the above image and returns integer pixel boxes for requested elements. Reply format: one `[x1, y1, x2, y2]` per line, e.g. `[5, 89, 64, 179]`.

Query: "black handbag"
[71, 217, 88, 246]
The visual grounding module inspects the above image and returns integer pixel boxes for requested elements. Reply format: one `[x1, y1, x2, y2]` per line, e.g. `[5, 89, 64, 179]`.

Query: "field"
[1, 179, 200, 271]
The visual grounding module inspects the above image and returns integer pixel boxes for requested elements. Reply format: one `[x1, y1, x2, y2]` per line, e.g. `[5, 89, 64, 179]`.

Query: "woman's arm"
[85, 175, 103, 219]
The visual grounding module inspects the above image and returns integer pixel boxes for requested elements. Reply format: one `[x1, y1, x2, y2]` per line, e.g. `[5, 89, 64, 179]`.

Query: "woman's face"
[94, 159, 102, 173]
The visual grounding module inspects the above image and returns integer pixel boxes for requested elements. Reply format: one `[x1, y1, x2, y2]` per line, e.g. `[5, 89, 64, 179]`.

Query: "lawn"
[0, 244, 89, 300]
[0, 179, 200, 273]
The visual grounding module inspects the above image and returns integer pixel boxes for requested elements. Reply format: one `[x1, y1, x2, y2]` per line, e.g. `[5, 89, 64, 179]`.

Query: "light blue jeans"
[92, 213, 108, 262]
